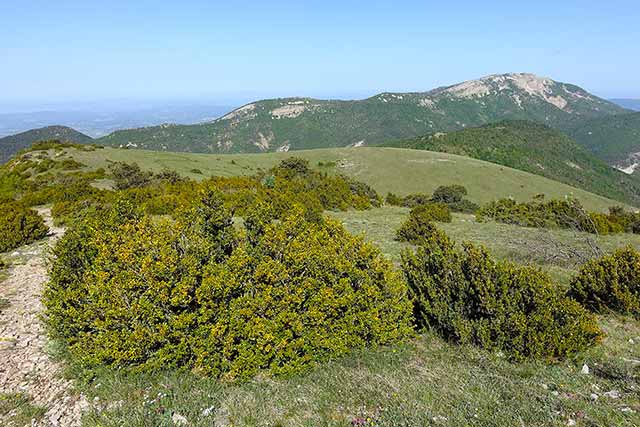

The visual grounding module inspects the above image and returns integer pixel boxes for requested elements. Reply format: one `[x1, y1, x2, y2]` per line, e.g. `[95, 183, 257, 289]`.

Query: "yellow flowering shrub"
[44, 193, 412, 379]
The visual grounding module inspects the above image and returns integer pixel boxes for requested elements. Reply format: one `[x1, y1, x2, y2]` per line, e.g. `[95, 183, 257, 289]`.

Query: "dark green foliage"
[401, 193, 431, 208]
[108, 162, 153, 190]
[190, 168, 203, 174]
[385, 192, 403, 206]
[0, 201, 49, 252]
[477, 197, 628, 234]
[392, 185, 478, 213]
[431, 185, 467, 204]
[387, 120, 640, 207]
[569, 247, 640, 317]
[0, 128, 93, 164]
[567, 112, 640, 164]
[396, 204, 451, 245]
[43, 196, 412, 380]
[401, 232, 602, 360]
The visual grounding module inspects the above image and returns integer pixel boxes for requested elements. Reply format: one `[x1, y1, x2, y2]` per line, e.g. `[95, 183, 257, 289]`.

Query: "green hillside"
[96, 73, 626, 153]
[383, 120, 640, 206]
[568, 112, 640, 166]
[0, 126, 93, 164]
[57, 145, 629, 211]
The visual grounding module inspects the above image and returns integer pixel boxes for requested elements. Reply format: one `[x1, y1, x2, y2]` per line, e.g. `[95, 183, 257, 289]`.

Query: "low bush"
[0, 201, 49, 252]
[396, 203, 451, 244]
[44, 194, 412, 380]
[401, 231, 602, 360]
[476, 197, 625, 234]
[569, 247, 640, 317]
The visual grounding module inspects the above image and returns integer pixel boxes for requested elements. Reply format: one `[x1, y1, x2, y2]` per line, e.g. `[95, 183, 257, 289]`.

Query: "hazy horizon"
[2, 1, 639, 111]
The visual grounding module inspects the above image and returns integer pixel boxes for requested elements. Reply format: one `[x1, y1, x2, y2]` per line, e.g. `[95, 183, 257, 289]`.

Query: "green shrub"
[401, 232, 602, 360]
[190, 168, 203, 174]
[401, 193, 431, 208]
[44, 195, 412, 380]
[431, 185, 467, 204]
[476, 197, 622, 234]
[385, 192, 403, 206]
[569, 247, 640, 317]
[109, 162, 153, 190]
[0, 201, 49, 252]
[396, 204, 451, 244]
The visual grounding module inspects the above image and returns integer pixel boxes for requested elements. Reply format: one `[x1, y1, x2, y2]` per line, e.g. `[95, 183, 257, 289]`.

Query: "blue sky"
[1, 0, 639, 110]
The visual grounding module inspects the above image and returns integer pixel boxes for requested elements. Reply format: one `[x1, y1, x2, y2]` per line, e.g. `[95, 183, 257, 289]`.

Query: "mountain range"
[95, 73, 627, 154]
[2, 72, 640, 204]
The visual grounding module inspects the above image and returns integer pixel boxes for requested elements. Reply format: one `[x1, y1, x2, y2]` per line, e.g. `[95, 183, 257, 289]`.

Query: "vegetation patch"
[477, 196, 638, 235]
[570, 246, 640, 316]
[0, 393, 47, 426]
[44, 190, 412, 380]
[0, 200, 49, 252]
[401, 229, 602, 360]
[387, 184, 479, 213]
[396, 204, 452, 245]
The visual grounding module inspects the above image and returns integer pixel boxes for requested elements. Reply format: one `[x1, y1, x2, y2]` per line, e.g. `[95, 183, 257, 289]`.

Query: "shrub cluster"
[0, 200, 49, 252]
[476, 197, 636, 235]
[44, 193, 412, 379]
[396, 203, 452, 245]
[400, 230, 602, 360]
[386, 185, 479, 213]
[569, 247, 640, 317]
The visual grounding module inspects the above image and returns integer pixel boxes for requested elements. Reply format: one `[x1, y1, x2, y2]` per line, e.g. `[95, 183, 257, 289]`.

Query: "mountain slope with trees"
[0, 126, 93, 164]
[384, 120, 640, 206]
[96, 73, 626, 153]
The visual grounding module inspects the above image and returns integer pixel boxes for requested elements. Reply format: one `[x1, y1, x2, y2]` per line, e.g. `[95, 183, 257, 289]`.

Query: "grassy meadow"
[5, 145, 639, 426]
[61, 146, 629, 211]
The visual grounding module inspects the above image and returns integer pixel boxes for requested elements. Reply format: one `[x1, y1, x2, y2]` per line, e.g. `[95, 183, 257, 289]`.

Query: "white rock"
[580, 364, 590, 374]
[590, 393, 598, 401]
[172, 412, 189, 425]
[603, 390, 620, 399]
[202, 406, 216, 417]
[567, 419, 576, 426]
[621, 407, 636, 414]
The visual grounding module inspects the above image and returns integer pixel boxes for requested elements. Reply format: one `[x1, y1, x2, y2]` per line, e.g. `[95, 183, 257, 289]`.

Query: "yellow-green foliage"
[569, 247, 640, 317]
[44, 194, 412, 380]
[0, 201, 49, 252]
[396, 203, 451, 244]
[400, 231, 602, 360]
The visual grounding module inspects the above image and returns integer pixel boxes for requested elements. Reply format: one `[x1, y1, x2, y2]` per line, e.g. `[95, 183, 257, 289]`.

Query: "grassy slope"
[383, 120, 640, 207]
[63, 146, 627, 212]
[569, 112, 640, 164]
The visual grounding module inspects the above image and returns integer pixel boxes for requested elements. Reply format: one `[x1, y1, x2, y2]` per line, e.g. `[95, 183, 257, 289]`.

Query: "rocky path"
[0, 208, 87, 426]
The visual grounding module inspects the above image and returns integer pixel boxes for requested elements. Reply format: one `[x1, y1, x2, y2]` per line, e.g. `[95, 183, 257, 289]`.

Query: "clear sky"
[1, 0, 639, 110]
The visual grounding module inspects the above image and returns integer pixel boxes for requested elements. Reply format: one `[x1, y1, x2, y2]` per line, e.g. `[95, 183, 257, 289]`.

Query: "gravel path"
[0, 208, 88, 426]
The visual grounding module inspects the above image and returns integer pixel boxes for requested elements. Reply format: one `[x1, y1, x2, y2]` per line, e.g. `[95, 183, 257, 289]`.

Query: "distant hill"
[383, 120, 640, 207]
[0, 126, 93, 163]
[568, 112, 640, 171]
[610, 99, 640, 111]
[96, 73, 626, 153]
